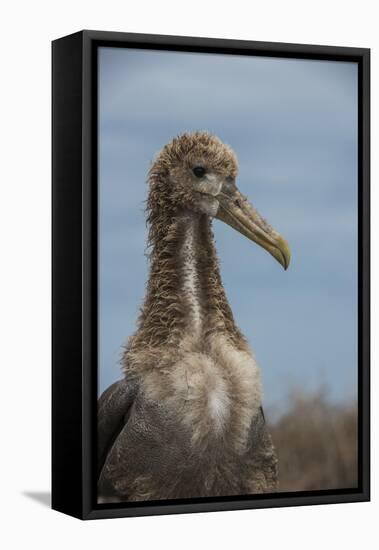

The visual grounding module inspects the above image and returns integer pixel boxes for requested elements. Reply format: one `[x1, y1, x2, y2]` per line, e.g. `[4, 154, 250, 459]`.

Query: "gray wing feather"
[97, 377, 137, 477]
[248, 406, 278, 491]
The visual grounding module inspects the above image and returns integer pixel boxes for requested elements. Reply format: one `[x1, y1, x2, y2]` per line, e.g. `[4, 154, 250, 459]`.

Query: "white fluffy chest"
[143, 336, 263, 450]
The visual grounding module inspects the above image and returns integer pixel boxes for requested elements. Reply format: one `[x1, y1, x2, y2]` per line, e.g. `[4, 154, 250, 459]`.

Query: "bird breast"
[140, 334, 262, 453]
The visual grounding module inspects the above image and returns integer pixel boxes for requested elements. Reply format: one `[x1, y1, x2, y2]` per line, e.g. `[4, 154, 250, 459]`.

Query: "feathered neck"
[125, 206, 246, 357]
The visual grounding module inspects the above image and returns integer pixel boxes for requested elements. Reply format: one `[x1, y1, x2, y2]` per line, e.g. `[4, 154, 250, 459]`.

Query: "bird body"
[98, 132, 290, 502]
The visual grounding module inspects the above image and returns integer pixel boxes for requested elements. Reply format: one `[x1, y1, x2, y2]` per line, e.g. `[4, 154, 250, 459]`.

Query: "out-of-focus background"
[268, 392, 358, 491]
[98, 47, 358, 490]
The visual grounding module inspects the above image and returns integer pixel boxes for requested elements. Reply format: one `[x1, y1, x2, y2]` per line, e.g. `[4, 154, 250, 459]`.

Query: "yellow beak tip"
[277, 237, 291, 271]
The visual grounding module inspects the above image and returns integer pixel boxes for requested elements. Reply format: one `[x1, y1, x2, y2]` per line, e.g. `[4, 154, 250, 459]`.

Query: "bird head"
[148, 131, 290, 270]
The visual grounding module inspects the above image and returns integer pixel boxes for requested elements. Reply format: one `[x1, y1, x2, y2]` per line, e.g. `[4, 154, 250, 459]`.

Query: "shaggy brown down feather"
[126, 132, 242, 352]
[98, 132, 278, 502]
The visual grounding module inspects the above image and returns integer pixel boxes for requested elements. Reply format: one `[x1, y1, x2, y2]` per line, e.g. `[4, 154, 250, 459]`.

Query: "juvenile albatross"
[98, 132, 291, 502]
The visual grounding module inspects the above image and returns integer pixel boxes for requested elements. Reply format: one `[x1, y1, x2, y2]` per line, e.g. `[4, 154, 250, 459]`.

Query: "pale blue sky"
[98, 47, 358, 414]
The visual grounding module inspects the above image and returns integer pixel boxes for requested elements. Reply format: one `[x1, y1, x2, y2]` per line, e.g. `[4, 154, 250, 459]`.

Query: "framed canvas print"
[52, 30, 370, 520]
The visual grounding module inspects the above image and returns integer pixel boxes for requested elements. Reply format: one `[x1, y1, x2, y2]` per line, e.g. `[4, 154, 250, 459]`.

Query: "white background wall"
[0, 1, 376, 548]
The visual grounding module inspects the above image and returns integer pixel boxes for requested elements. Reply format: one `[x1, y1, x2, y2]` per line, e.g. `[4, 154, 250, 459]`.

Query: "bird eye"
[193, 166, 206, 178]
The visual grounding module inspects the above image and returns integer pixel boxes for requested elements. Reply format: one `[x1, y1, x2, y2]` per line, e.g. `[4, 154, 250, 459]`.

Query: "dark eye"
[193, 166, 206, 178]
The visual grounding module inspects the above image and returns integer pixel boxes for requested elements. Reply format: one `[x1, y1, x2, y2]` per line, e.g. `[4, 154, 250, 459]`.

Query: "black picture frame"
[52, 30, 370, 520]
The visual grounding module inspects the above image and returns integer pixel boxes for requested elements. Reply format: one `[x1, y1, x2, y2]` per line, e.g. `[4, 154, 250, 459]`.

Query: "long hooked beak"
[215, 181, 291, 270]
